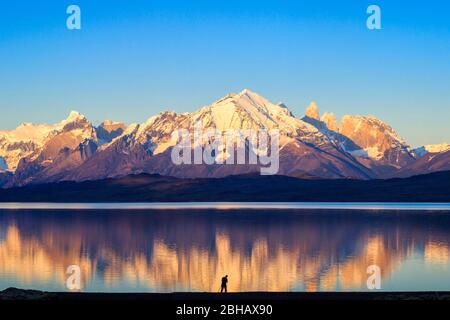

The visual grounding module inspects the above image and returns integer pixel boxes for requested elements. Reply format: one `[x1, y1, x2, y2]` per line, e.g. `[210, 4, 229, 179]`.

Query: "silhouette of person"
[220, 275, 228, 293]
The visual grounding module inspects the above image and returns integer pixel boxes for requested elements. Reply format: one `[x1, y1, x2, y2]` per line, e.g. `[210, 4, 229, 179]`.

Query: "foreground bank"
[1, 288, 450, 301]
[1, 171, 450, 202]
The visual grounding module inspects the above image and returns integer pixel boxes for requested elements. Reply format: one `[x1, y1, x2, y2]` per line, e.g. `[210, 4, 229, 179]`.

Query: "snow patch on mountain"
[414, 143, 450, 157]
[348, 147, 383, 160]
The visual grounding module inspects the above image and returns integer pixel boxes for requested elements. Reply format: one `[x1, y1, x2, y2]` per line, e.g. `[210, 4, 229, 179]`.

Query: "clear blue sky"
[0, 0, 449, 147]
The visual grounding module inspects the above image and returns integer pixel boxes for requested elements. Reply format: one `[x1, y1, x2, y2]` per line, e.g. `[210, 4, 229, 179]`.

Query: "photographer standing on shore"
[220, 275, 228, 293]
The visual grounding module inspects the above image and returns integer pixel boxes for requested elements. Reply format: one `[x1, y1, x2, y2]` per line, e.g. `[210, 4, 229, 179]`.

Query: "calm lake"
[1, 207, 449, 292]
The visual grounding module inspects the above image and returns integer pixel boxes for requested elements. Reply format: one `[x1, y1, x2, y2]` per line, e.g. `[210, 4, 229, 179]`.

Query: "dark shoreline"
[2, 171, 450, 203]
[1, 288, 450, 301]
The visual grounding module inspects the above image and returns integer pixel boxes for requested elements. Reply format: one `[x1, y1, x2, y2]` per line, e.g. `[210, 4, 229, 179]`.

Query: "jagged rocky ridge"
[0, 89, 448, 187]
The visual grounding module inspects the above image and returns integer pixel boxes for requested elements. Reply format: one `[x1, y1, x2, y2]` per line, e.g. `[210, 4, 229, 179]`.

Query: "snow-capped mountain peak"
[101, 120, 124, 128]
[198, 89, 317, 137]
[0, 111, 97, 175]
[0, 123, 54, 144]
[238, 88, 273, 106]
[60, 111, 88, 126]
[340, 115, 410, 148]
[301, 101, 415, 169]
[414, 143, 450, 157]
[0, 122, 61, 171]
[336, 114, 415, 166]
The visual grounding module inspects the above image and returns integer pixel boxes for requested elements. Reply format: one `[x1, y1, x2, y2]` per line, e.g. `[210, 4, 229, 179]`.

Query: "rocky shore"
[1, 288, 450, 301]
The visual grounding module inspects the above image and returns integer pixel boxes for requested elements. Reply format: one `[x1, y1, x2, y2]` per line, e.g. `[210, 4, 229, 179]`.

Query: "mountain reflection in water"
[0, 210, 449, 292]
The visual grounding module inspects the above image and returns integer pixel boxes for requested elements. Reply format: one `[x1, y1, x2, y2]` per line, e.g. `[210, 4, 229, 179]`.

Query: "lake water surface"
[0, 207, 449, 292]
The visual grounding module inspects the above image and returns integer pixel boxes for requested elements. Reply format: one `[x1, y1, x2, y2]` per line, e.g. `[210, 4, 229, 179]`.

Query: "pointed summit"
[196, 89, 304, 133]
[212, 89, 270, 109]
[67, 110, 86, 121]
[239, 88, 254, 95]
[321, 112, 338, 131]
[305, 101, 320, 120]
[62, 111, 87, 125]
[236, 89, 271, 106]
[238, 88, 260, 97]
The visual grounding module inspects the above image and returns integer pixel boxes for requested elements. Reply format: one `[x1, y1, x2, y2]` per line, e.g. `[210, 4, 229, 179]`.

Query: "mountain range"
[1, 89, 449, 188]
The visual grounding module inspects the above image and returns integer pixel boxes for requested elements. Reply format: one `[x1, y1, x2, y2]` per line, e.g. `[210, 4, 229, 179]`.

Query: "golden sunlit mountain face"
[1, 211, 450, 292]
